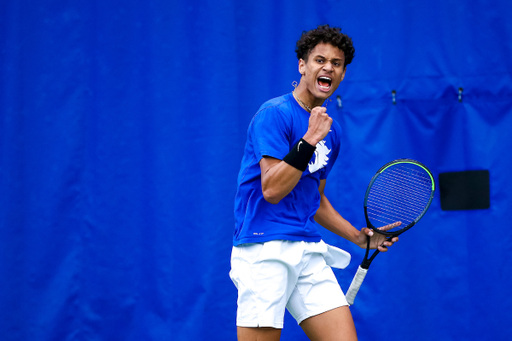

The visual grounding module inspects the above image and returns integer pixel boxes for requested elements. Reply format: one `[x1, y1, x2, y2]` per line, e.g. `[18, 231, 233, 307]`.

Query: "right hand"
[303, 106, 333, 145]
[356, 222, 401, 251]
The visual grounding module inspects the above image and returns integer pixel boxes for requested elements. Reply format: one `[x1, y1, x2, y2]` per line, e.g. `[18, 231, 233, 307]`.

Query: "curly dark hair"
[295, 24, 355, 67]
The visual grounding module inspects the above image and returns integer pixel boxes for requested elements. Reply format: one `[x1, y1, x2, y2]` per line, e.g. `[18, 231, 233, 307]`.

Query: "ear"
[340, 66, 347, 81]
[298, 59, 306, 75]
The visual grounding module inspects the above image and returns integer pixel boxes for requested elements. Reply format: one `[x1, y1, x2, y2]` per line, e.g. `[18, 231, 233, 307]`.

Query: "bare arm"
[260, 157, 302, 204]
[314, 179, 361, 245]
[315, 179, 398, 251]
[260, 106, 333, 204]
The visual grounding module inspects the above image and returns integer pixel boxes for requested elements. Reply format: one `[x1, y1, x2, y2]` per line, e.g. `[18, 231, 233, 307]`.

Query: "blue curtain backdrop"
[1, 0, 511, 340]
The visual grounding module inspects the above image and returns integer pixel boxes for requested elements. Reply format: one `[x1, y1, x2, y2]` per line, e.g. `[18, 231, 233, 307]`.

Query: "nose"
[323, 62, 334, 72]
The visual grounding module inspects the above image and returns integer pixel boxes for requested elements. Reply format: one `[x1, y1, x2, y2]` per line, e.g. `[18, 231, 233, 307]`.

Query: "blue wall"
[1, 0, 511, 340]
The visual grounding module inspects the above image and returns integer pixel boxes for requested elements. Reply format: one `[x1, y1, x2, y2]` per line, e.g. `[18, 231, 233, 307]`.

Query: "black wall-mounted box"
[439, 170, 490, 211]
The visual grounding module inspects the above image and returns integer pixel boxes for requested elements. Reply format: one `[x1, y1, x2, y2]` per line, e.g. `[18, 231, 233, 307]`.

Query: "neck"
[293, 91, 312, 112]
[293, 83, 325, 110]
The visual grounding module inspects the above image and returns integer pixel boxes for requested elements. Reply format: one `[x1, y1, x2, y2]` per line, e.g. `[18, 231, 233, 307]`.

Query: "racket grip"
[345, 265, 368, 306]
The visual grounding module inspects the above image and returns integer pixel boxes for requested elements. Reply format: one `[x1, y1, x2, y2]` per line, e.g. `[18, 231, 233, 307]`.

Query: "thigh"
[300, 306, 357, 341]
[286, 252, 348, 325]
[230, 242, 303, 329]
[237, 326, 282, 341]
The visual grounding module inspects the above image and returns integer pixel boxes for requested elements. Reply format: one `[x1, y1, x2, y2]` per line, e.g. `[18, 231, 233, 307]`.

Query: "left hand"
[356, 222, 401, 252]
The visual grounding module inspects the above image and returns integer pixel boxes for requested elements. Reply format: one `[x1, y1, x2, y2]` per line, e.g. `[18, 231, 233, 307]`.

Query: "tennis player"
[230, 25, 399, 341]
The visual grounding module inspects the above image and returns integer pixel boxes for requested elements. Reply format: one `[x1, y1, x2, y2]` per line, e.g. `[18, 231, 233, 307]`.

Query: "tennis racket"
[345, 159, 435, 306]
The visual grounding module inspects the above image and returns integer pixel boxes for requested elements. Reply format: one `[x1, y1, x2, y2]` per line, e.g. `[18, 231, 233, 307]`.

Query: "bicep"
[316, 179, 329, 218]
[259, 156, 281, 176]
[259, 156, 303, 204]
[318, 179, 327, 196]
[259, 156, 282, 187]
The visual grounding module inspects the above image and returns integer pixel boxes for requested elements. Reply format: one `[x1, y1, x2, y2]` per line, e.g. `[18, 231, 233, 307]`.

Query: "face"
[298, 42, 347, 102]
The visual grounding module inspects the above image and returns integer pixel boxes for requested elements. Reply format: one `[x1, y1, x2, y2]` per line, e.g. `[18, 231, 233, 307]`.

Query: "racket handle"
[346, 265, 368, 306]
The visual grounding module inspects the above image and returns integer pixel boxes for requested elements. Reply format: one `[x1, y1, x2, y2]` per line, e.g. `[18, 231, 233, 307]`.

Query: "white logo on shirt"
[308, 140, 331, 173]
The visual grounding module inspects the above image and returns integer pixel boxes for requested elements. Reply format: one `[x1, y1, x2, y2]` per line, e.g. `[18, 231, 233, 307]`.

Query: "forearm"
[315, 193, 362, 246]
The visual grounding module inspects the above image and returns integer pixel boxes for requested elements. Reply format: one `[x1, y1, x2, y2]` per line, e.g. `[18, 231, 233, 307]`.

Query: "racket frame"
[363, 158, 435, 237]
[346, 159, 435, 306]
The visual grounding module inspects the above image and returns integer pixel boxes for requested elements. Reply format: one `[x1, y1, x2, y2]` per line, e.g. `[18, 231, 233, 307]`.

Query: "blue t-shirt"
[233, 92, 341, 246]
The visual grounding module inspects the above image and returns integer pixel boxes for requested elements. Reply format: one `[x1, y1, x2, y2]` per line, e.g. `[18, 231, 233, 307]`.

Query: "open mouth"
[317, 76, 332, 92]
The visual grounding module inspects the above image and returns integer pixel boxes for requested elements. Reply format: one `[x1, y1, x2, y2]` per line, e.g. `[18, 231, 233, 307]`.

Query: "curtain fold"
[1, 0, 511, 340]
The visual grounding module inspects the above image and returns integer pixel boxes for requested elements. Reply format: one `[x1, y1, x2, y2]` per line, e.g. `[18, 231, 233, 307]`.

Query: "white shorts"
[229, 240, 351, 329]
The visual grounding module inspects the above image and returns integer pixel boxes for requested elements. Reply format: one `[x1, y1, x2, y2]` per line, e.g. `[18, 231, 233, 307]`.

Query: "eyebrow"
[313, 54, 343, 62]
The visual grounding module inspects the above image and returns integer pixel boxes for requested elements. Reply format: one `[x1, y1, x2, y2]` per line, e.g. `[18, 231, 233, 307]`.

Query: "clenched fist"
[303, 106, 333, 146]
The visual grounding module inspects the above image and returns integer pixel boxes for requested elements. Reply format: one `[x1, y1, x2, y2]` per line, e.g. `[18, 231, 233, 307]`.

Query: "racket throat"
[361, 258, 373, 270]
[361, 235, 377, 270]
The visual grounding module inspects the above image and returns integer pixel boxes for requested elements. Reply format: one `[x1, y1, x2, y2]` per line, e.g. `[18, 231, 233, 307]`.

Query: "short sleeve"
[249, 106, 291, 161]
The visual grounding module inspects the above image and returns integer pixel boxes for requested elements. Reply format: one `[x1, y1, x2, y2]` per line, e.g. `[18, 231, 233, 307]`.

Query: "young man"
[230, 25, 399, 340]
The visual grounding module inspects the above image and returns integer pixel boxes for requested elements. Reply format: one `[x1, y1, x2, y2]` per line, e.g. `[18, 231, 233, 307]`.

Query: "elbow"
[262, 188, 282, 205]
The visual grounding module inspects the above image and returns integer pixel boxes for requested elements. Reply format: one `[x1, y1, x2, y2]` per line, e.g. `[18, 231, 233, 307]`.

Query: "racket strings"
[367, 191, 431, 225]
[378, 168, 432, 197]
[369, 178, 431, 214]
[366, 165, 433, 229]
[369, 179, 431, 208]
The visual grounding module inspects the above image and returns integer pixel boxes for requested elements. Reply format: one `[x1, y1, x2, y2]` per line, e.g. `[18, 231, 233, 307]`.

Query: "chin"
[315, 90, 332, 99]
